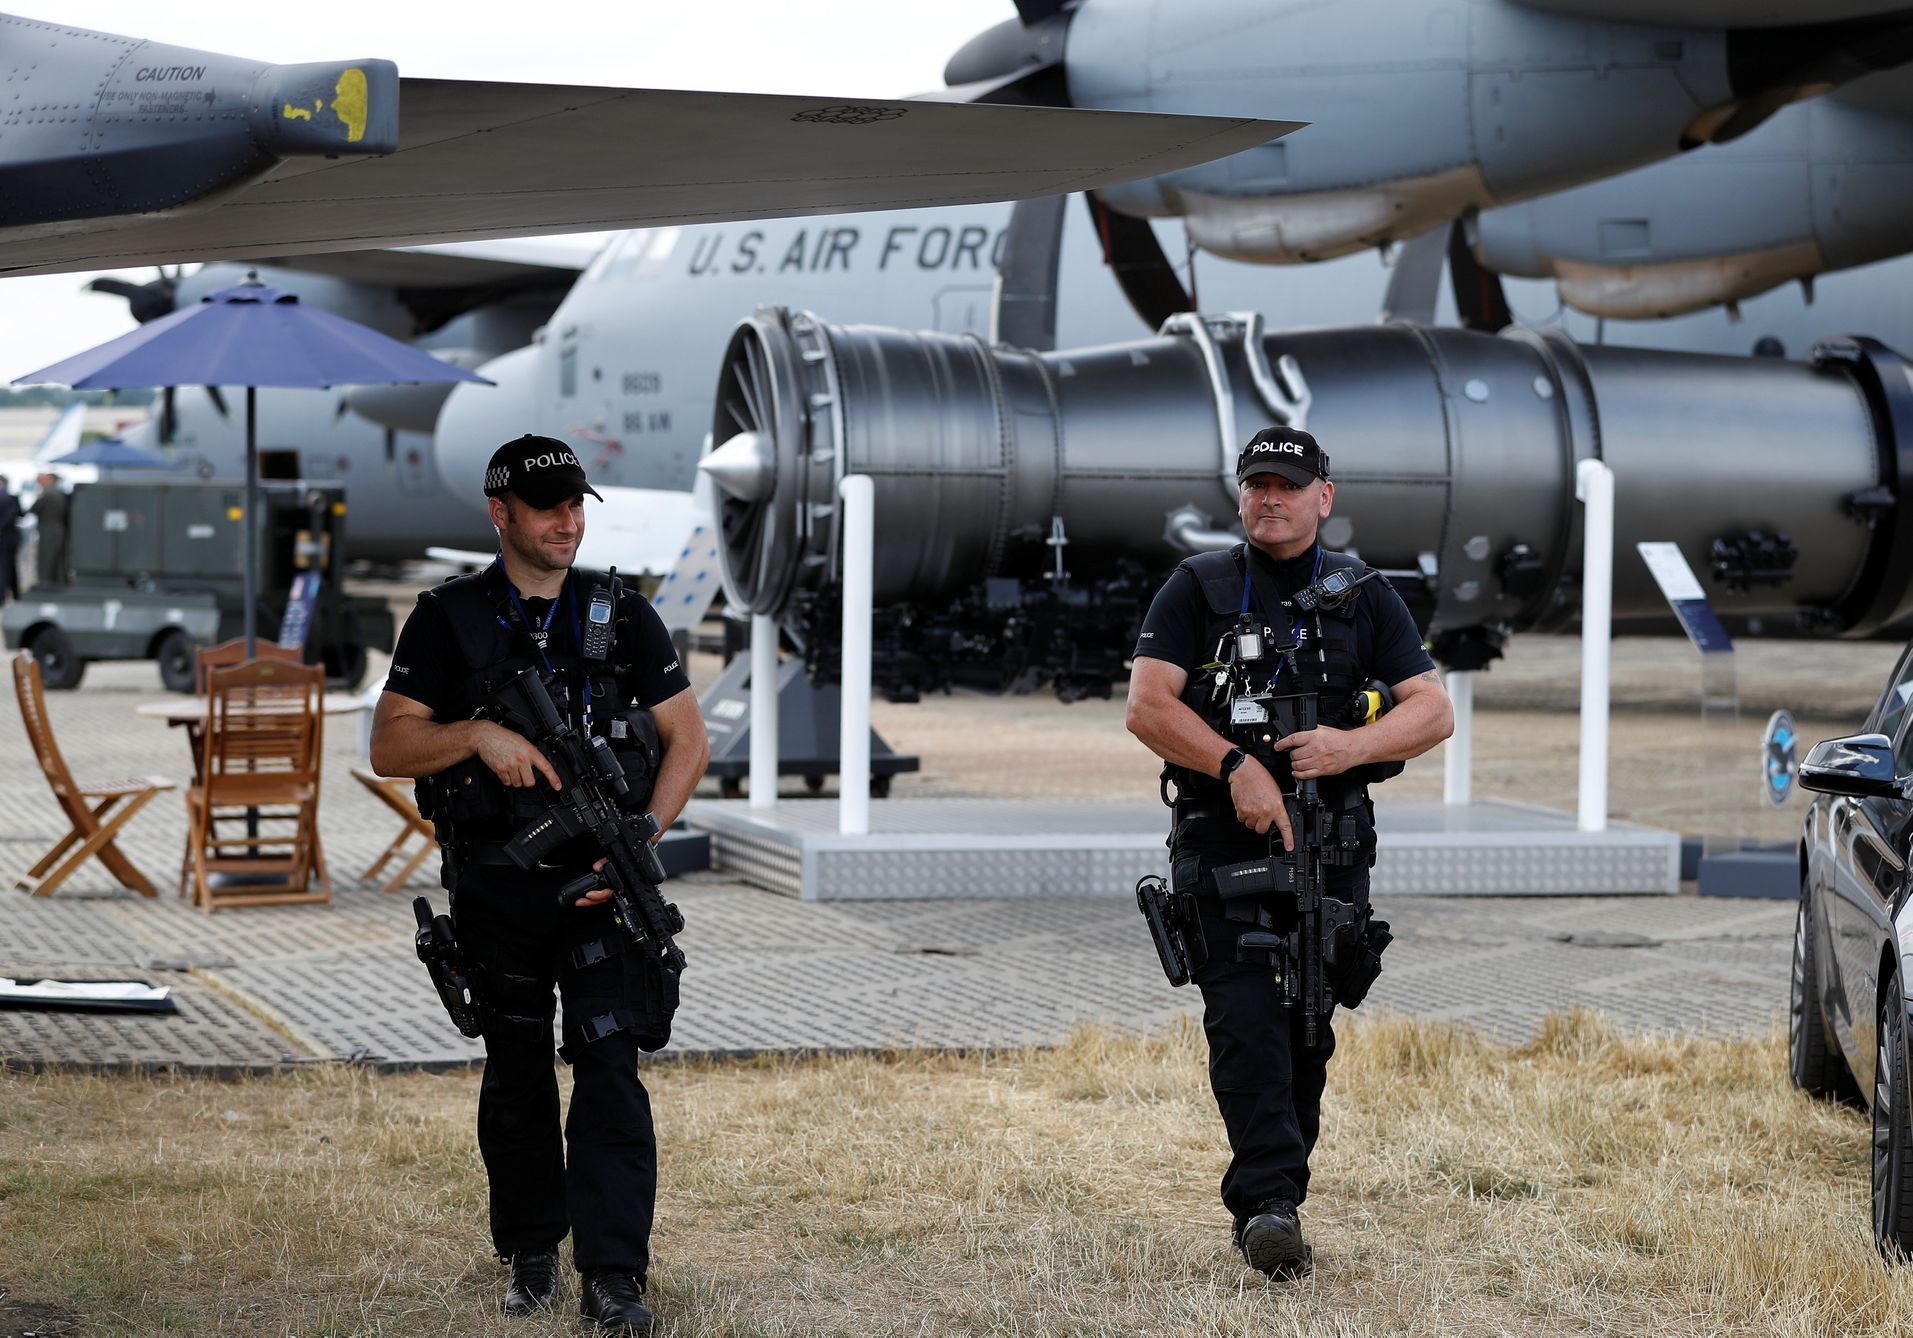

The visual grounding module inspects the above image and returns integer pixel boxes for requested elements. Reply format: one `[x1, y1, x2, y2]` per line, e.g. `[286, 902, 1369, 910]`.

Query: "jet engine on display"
[701, 304, 1913, 700]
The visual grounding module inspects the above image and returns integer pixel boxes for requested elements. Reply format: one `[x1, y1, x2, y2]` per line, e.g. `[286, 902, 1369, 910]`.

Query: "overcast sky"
[0, 0, 1014, 384]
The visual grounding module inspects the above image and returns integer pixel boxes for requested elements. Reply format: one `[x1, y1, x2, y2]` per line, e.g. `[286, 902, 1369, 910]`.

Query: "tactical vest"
[1169, 543, 1404, 809]
[415, 566, 660, 859]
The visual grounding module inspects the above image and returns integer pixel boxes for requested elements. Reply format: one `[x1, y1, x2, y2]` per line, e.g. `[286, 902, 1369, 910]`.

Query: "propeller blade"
[1378, 226, 1449, 326]
[1449, 218, 1512, 334]
[943, 10, 1071, 105]
[994, 195, 1067, 350]
[160, 386, 177, 446]
[84, 273, 177, 324]
[85, 277, 145, 300]
[1013, 0, 1072, 22]
[204, 386, 230, 420]
[1085, 194, 1193, 332]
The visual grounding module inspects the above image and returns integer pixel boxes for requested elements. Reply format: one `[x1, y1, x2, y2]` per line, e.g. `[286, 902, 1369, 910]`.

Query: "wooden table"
[135, 692, 370, 723]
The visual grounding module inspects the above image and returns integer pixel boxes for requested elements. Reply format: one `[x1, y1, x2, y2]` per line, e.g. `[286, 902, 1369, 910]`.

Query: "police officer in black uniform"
[1126, 425, 1452, 1278]
[371, 436, 709, 1333]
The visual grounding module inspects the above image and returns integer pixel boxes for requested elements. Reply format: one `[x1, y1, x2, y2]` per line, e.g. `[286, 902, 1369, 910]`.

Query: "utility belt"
[1137, 846, 1392, 1009]
[413, 887, 677, 1055]
[1169, 785, 1377, 867]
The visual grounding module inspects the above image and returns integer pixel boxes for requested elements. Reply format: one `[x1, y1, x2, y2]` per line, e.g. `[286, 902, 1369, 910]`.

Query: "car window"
[1877, 647, 1913, 742]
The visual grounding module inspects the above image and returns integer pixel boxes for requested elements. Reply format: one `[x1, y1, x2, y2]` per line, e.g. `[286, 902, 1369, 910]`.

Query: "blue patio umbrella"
[46, 436, 180, 471]
[17, 276, 490, 651]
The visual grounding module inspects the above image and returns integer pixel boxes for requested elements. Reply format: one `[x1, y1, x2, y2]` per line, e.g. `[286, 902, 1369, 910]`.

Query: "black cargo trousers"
[1176, 840, 1371, 1226]
[452, 861, 658, 1278]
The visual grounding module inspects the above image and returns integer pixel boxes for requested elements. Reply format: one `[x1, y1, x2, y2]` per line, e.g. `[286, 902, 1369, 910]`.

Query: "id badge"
[1231, 696, 1269, 726]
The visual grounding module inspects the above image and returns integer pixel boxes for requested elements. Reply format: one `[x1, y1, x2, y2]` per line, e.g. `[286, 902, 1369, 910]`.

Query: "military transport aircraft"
[85, 246, 589, 562]
[23, 0, 1913, 679]
[679, 0, 1913, 696]
[0, 4, 1279, 568]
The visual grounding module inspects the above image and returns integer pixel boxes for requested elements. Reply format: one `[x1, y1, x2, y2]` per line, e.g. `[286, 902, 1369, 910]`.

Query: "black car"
[1795, 646, 1913, 1258]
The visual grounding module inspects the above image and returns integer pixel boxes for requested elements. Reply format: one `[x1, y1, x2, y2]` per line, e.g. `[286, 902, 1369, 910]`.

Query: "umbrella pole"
[244, 386, 257, 656]
[243, 384, 262, 855]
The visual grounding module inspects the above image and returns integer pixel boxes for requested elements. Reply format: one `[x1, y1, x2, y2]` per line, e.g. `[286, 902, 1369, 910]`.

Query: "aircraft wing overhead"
[247, 242, 586, 292]
[0, 82, 1296, 279]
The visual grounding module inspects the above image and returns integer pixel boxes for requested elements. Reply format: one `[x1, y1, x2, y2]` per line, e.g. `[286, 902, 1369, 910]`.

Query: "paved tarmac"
[0, 656, 1796, 1073]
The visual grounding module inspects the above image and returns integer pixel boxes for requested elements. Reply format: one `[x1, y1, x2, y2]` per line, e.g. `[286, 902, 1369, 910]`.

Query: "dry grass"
[2, 1011, 1908, 1336]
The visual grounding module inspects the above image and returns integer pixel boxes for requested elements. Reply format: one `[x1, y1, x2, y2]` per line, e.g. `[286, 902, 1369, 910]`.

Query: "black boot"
[1237, 1200, 1313, 1279]
[580, 1269, 655, 1333]
[501, 1248, 559, 1315]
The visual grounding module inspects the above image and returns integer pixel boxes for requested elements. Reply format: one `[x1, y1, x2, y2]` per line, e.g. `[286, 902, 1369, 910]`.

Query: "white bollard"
[839, 475, 875, 836]
[1443, 670, 1473, 806]
[1575, 458, 1614, 833]
[749, 612, 779, 810]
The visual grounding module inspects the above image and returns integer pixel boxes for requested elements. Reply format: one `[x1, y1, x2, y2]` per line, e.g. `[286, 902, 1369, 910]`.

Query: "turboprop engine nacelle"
[704, 306, 1913, 695]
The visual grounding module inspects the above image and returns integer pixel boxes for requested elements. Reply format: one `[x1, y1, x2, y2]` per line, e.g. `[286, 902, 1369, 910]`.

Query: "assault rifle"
[486, 667, 687, 990]
[1233, 686, 1332, 1047]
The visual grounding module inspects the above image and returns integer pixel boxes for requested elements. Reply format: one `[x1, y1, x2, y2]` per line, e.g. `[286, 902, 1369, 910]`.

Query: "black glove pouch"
[1327, 912, 1393, 1009]
[622, 948, 680, 1053]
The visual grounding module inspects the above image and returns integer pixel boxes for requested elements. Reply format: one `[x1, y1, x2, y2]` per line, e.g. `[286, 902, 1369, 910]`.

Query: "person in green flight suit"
[28, 472, 68, 588]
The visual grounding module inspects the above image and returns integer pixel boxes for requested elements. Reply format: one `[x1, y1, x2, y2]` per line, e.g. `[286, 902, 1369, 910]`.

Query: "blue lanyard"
[1240, 546, 1321, 687]
[493, 562, 593, 734]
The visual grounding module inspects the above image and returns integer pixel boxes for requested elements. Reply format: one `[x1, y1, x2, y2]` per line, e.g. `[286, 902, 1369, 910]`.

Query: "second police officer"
[1125, 425, 1453, 1278]
[371, 436, 709, 1333]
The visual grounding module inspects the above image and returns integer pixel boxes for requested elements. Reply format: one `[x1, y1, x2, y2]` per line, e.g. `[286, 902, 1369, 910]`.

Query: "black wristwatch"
[1219, 747, 1248, 780]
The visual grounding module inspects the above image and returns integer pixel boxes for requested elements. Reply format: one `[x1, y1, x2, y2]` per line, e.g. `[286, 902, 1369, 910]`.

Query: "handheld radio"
[582, 565, 618, 661]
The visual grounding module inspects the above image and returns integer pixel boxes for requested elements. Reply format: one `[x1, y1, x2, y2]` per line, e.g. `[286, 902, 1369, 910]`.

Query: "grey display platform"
[684, 797, 1681, 901]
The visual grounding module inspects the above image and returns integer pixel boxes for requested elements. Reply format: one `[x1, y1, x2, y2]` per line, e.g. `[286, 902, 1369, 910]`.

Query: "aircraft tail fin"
[31, 403, 86, 463]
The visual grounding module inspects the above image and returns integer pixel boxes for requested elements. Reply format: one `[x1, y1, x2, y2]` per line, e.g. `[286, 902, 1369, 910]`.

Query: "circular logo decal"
[1763, 709, 1799, 807]
[791, 104, 910, 126]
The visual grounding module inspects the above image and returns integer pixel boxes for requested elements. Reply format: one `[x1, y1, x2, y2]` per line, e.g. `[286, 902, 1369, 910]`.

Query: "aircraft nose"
[699, 430, 774, 501]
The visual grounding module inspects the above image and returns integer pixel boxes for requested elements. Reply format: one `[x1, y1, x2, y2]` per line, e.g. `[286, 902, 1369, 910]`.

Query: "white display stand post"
[748, 613, 779, 810]
[1576, 459, 1614, 834]
[839, 476, 874, 836]
[1443, 670, 1474, 805]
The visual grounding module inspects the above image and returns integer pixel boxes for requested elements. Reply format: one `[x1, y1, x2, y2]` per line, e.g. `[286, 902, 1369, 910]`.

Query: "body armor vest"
[415, 566, 659, 858]
[1169, 543, 1404, 809]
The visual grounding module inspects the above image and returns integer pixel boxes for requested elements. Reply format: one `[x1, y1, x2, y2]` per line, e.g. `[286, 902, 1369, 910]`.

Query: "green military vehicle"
[3, 480, 393, 691]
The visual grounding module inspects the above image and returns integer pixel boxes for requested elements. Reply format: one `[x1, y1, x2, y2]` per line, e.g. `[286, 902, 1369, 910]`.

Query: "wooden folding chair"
[183, 658, 332, 910]
[170, 639, 307, 796]
[350, 766, 438, 892]
[11, 651, 174, 897]
[194, 637, 303, 693]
